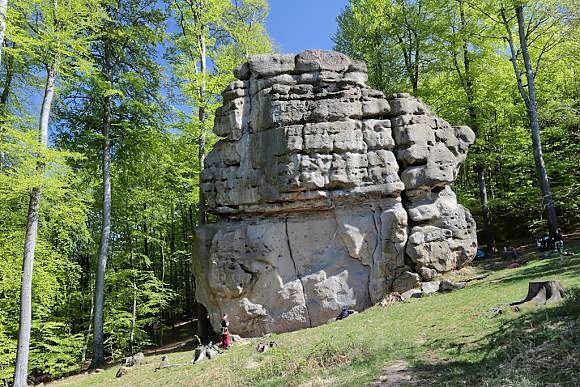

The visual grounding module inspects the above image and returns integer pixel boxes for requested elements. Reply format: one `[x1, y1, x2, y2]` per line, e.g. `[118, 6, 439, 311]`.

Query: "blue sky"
[266, 0, 349, 53]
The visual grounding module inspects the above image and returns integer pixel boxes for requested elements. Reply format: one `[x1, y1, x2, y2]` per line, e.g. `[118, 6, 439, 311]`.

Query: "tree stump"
[510, 281, 565, 307]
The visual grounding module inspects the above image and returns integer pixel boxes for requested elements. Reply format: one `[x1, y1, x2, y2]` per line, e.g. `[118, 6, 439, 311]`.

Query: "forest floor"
[52, 240, 580, 386]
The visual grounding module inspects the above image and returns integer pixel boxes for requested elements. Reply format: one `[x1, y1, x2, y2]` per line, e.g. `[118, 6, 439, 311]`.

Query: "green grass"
[52, 246, 580, 386]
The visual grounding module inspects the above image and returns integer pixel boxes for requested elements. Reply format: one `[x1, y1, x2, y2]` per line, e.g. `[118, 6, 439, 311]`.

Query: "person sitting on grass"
[335, 307, 357, 321]
[216, 313, 232, 349]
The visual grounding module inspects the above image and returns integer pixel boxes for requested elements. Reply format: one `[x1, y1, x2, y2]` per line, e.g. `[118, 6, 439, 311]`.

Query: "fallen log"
[510, 281, 565, 307]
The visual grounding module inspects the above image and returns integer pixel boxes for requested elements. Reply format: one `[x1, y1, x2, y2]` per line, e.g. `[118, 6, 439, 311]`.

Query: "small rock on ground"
[439, 280, 465, 292]
[401, 289, 422, 300]
[421, 281, 440, 294]
[116, 366, 128, 378]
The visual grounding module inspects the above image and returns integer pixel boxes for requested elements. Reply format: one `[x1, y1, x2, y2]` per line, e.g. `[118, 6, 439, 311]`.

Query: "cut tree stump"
[510, 281, 565, 307]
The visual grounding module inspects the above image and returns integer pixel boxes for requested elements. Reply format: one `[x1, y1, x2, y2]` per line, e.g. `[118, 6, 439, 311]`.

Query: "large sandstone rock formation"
[194, 50, 477, 337]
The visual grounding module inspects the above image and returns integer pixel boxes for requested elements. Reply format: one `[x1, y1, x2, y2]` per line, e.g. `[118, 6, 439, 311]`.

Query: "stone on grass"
[116, 366, 128, 378]
[158, 355, 170, 369]
[401, 289, 423, 300]
[439, 280, 466, 292]
[392, 271, 421, 293]
[421, 281, 441, 294]
[124, 352, 145, 367]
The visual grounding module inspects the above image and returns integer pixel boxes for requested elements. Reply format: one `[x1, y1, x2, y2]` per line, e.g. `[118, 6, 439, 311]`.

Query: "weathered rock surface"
[194, 50, 477, 337]
[421, 281, 441, 295]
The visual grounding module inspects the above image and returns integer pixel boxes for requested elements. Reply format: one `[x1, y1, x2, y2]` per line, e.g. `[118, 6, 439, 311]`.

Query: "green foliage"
[102, 269, 175, 359]
[168, 0, 273, 170]
[29, 322, 85, 377]
[0, 137, 90, 381]
[335, 0, 580, 236]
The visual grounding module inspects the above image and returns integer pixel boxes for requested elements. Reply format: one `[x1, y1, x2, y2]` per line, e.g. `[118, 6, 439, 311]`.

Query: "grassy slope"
[53, 245, 580, 386]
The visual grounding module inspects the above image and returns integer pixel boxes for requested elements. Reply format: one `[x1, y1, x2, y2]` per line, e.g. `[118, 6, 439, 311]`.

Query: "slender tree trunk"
[13, 61, 57, 387]
[412, 38, 419, 95]
[159, 243, 165, 345]
[0, 40, 15, 169]
[515, 5, 558, 235]
[91, 40, 112, 369]
[475, 166, 493, 248]
[197, 26, 207, 225]
[458, 0, 475, 123]
[0, 0, 7, 67]
[0, 42, 14, 106]
[125, 183, 137, 355]
[81, 283, 94, 362]
[129, 273, 137, 354]
[143, 224, 149, 256]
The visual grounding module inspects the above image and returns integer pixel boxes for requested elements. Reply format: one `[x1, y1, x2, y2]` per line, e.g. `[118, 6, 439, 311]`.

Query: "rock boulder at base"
[421, 281, 441, 294]
[194, 50, 477, 337]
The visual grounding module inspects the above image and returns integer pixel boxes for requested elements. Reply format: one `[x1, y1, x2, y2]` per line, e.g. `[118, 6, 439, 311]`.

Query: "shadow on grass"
[413, 287, 580, 385]
[143, 337, 201, 357]
[492, 255, 580, 286]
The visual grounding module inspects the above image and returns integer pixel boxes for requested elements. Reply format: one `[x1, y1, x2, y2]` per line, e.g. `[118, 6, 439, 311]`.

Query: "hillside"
[52, 244, 579, 386]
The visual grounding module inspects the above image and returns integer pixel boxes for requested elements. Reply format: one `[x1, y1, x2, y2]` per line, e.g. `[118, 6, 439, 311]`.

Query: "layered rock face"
[194, 50, 477, 337]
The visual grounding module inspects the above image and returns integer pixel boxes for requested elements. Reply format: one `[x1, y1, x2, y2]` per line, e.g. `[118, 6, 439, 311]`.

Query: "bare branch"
[500, 6, 530, 109]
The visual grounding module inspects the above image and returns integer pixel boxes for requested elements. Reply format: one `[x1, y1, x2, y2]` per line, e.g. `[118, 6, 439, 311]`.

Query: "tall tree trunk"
[515, 5, 558, 235]
[0, 0, 7, 67]
[412, 37, 419, 95]
[127, 217, 137, 355]
[91, 40, 112, 369]
[197, 26, 207, 226]
[13, 61, 57, 387]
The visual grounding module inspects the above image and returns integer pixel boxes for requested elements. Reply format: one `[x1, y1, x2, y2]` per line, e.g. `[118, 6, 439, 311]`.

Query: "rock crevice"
[194, 50, 477, 336]
[284, 216, 312, 328]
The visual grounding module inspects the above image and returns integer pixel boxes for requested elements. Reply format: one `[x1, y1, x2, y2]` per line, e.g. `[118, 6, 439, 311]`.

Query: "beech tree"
[334, 0, 448, 95]
[10, 0, 103, 384]
[445, 0, 495, 250]
[87, 0, 166, 368]
[499, 1, 566, 235]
